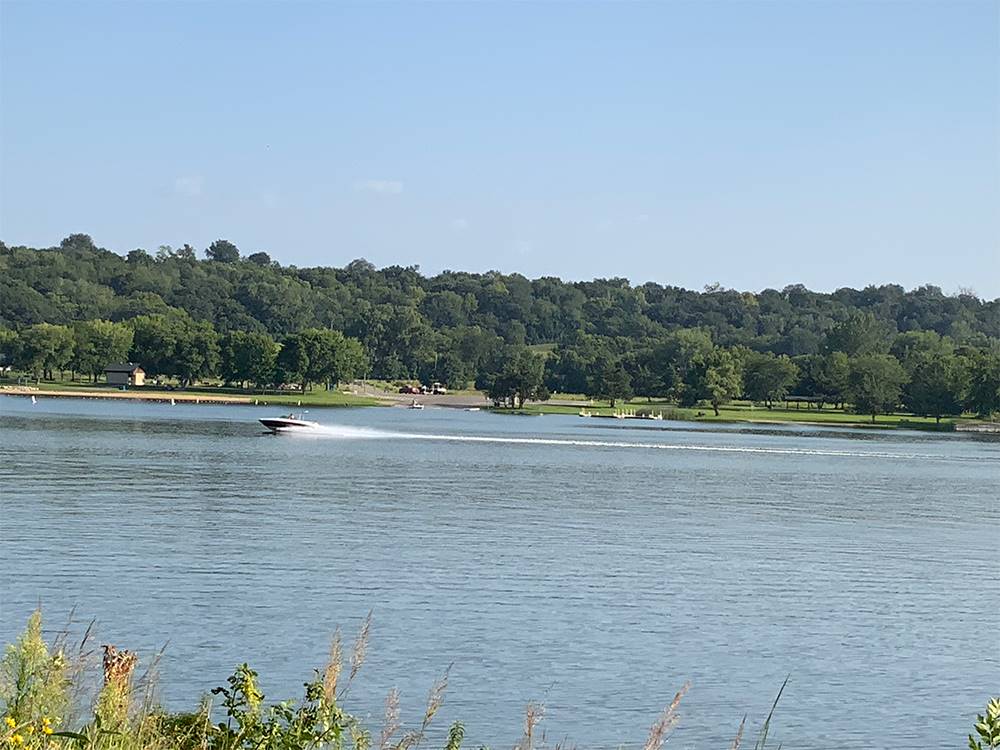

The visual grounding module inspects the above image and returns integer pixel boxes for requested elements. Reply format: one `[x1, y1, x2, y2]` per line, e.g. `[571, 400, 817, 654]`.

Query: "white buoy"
[31, 395, 37, 404]
[171, 398, 175, 406]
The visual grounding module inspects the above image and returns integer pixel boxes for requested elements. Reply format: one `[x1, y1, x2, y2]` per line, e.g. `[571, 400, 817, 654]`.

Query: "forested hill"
[2, 234, 999, 415]
[4, 235, 998, 345]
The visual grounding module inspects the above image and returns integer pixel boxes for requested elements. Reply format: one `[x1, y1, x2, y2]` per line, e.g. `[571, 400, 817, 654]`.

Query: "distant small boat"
[465, 407, 481, 412]
[259, 414, 319, 433]
[408, 400, 424, 410]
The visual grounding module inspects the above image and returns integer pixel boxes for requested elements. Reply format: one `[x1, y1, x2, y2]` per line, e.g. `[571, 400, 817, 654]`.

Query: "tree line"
[0, 315, 368, 392]
[537, 327, 1000, 422]
[1, 234, 998, 418]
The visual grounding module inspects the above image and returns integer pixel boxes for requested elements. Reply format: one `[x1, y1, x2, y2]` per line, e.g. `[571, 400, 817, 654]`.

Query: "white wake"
[305, 423, 953, 462]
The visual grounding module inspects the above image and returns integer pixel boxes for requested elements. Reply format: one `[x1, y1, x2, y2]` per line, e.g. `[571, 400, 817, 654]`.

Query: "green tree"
[743, 352, 798, 408]
[890, 330, 952, 366]
[795, 351, 851, 408]
[965, 350, 1000, 418]
[126, 248, 152, 265]
[587, 358, 633, 408]
[59, 232, 96, 251]
[328, 332, 368, 386]
[649, 328, 714, 405]
[129, 314, 182, 378]
[427, 349, 473, 390]
[623, 349, 665, 402]
[129, 312, 219, 385]
[817, 351, 851, 407]
[478, 346, 547, 408]
[276, 334, 309, 390]
[420, 290, 470, 328]
[902, 352, 966, 424]
[16, 323, 75, 380]
[293, 329, 369, 390]
[512, 348, 549, 407]
[173, 320, 220, 386]
[703, 348, 743, 416]
[72, 320, 134, 382]
[246, 251, 272, 266]
[220, 331, 278, 388]
[824, 311, 892, 356]
[205, 239, 240, 263]
[847, 354, 908, 423]
[792, 355, 826, 404]
[545, 341, 601, 395]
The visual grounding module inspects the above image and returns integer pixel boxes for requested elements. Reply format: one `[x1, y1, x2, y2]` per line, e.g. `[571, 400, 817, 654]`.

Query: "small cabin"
[104, 363, 145, 387]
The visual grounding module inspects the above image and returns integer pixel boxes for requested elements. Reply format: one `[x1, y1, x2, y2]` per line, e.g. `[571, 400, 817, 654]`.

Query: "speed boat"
[259, 414, 320, 433]
[408, 400, 424, 410]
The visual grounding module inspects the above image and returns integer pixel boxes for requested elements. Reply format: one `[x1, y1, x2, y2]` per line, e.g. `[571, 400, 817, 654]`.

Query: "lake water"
[1, 395, 997, 748]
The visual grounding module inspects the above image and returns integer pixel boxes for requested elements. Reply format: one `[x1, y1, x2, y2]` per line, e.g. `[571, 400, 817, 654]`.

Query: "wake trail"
[309, 424, 961, 462]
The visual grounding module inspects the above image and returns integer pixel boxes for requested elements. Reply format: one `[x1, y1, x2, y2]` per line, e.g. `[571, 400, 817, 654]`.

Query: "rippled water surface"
[2, 396, 998, 748]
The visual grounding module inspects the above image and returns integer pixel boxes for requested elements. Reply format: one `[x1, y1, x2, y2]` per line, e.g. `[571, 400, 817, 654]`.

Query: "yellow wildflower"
[2, 718, 14, 729]
[9, 734, 24, 746]
[42, 726, 53, 735]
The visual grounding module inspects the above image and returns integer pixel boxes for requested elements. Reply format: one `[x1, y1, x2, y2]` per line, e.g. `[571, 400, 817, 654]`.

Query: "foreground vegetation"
[2, 235, 999, 423]
[3, 612, 997, 749]
[0, 613, 798, 750]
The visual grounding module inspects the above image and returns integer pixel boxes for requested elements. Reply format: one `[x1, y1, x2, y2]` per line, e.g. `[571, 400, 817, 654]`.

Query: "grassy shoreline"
[3, 380, 993, 431]
[489, 397, 982, 431]
[0, 381, 381, 408]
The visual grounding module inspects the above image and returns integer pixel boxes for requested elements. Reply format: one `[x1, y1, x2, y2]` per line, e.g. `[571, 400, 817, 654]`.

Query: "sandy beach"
[0, 386, 253, 405]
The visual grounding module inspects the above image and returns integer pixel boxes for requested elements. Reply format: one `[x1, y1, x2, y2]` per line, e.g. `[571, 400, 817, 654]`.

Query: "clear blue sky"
[2, 1, 997, 297]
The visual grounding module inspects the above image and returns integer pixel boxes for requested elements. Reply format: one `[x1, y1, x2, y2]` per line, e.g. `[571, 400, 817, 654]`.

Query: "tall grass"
[17, 609, 980, 749]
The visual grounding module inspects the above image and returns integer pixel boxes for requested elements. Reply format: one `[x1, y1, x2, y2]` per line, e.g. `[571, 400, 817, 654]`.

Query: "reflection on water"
[1, 395, 998, 748]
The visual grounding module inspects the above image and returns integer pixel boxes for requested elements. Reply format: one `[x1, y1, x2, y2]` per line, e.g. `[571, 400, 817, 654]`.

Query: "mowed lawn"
[515, 396, 974, 429]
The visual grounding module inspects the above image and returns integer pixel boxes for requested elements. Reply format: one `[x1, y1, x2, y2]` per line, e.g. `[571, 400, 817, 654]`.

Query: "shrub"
[970, 698, 1000, 750]
[0, 610, 70, 737]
